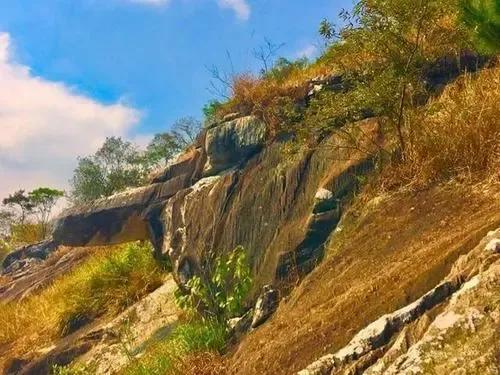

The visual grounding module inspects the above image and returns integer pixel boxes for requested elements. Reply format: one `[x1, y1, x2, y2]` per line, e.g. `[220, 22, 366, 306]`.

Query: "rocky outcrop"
[251, 285, 279, 328]
[2, 240, 57, 274]
[298, 228, 500, 375]
[53, 116, 382, 295]
[203, 115, 267, 176]
[0, 246, 93, 302]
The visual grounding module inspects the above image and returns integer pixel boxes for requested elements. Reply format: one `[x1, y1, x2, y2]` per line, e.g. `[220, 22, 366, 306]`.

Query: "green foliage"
[175, 246, 252, 323]
[264, 57, 309, 83]
[71, 137, 147, 203]
[57, 241, 164, 335]
[124, 319, 227, 375]
[460, 0, 500, 53]
[51, 364, 92, 375]
[144, 133, 181, 167]
[2, 190, 34, 225]
[307, 0, 469, 152]
[203, 100, 223, 123]
[28, 187, 64, 237]
[319, 18, 335, 41]
[2, 187, 64, 242]
[0, 238, 11, 267]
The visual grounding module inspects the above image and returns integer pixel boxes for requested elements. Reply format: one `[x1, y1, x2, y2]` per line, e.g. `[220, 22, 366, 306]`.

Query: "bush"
[0, 242, 165, 349]
[385, 65, 500, 187]
[124, 319, 228, 375]
[175, 246, 252, 323]
[217, 74, 308, 136]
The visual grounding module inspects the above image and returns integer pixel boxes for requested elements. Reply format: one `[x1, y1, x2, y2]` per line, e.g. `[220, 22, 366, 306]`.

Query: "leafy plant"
[28, 187, 64, 237]
[175, 246, 252, 323]
[460, 0, 500, 53]
[0, 242, 165, 348]
[124, 319, 227, 375]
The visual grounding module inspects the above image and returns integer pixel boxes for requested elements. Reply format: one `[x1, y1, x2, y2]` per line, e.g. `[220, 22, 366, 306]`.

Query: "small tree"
[145, 133, 180, 166]
[29, 187, 64, 238]
[460, 0, 500, 53]
[2, 190, 34, 225]
[71, 137, 147, 203]
[175, 246, 252, 324]
[170, 117, 202, 150]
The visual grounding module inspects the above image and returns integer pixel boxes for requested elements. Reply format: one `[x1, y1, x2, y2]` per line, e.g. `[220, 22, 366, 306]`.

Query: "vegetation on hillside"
[0, 242, 165, 352]
[70, 117, 202, 203]
[0, 187, 64, 261]
[460, 0, 500, 53]
[175, 246, 252, 323]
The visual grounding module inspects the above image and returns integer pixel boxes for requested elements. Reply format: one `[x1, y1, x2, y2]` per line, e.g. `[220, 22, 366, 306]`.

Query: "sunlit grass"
[0, 242, 165, 354]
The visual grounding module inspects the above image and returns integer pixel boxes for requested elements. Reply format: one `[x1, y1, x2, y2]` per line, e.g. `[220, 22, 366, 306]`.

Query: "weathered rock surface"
[251, 285, 279, 328]
[203, 115, 267, 176]
[2, 240, 57, 273]
[4, 277, 178, 375]
[0, 246, 93, 303]
[298, 228, 500, 375]
[53, 116, 381, 295]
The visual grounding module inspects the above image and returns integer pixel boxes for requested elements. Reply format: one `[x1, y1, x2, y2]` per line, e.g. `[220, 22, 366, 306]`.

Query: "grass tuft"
[0, 242, 165, 354]
[124, 319, 227, 375]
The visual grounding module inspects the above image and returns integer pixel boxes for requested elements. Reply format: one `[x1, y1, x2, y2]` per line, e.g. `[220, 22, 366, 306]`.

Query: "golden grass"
[373, 64, 500, 191]
[0, 242, 164, 356]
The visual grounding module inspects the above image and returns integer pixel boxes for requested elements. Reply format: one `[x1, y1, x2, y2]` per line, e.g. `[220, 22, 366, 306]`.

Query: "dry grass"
[0, 242, 164, 357]
[122, 319, 228, 375]
[215, 59, 338, 134]
[389, 65, 500, 188]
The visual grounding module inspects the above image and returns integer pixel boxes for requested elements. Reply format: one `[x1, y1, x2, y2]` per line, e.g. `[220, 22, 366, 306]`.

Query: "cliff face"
[53, 116, 381, 292]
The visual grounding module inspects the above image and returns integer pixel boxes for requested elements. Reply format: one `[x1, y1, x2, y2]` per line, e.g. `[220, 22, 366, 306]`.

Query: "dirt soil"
[227, 182, 500, 375]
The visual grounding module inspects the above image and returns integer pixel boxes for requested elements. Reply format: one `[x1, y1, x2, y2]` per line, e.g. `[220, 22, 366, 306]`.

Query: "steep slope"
[227, 182, 500, 374]
[53, 117, 382, 295]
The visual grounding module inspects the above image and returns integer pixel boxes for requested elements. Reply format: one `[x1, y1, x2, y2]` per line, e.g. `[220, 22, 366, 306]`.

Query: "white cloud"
[295, 44, 319, 59]
[122, 0, 250, 20]
[217, 0, 250, 20]
[0, 32, 141, 204]
[126, 0, 170, 5]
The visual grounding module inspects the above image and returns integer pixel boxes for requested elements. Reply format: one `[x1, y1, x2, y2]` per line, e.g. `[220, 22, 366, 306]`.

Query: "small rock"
[228, 309, 253, 339]
[485, 239, 500, 253]
[222, 112, 241, 122]
[251, 285, 279, 328]
[315, 188, 333, 201]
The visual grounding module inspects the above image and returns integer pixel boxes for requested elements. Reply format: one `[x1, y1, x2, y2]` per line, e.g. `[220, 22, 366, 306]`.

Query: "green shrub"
[124, 319, 227, 375]
[175, 246, 252, 323]
[0, 242, 165, 348]
[460, 0, 500, 53]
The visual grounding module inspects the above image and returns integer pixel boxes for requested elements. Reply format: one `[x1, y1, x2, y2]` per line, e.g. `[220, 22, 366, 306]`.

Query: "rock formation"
[52, 116, 382, 293]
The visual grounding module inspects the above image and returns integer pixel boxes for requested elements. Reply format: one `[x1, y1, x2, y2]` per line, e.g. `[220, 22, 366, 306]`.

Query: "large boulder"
[203, 116, 267, 176]
[53, 116, 381, 297]
[2, 240, 57, 273]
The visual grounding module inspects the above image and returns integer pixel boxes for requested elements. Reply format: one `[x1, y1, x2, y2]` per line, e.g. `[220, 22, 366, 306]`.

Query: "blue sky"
[0, 0, 351, 199]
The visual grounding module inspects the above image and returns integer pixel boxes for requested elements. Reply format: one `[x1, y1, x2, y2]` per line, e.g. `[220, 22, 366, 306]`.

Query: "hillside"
[0, 0, 499, 374]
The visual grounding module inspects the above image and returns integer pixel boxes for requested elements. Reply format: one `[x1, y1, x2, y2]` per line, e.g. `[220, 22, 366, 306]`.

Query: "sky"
[0, 0, 351, 200]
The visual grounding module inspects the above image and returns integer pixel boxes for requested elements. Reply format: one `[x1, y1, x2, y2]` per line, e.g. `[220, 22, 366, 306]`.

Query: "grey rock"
[228, 309, 253, 340]
[251, 285, 279, 328]
[2, 240, 57, 274]
[203, 116, 266, 176]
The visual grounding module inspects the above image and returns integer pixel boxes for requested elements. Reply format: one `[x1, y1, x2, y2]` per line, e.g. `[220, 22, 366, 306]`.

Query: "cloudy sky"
[0, 0, 348, 200]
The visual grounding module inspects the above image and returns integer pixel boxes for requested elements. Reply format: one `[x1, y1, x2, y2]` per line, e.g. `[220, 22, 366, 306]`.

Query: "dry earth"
[227, 182, 500, 374]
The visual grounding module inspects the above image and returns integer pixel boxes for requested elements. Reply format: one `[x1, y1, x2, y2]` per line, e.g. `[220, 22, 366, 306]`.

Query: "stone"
[251, 285, 279, 328]
[485, 239, 500, 253]
[222, 112, 241, 122]
[203, 115, 267, 176]
[2, 240, 57, 273]
[228, 309, 253, 340]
